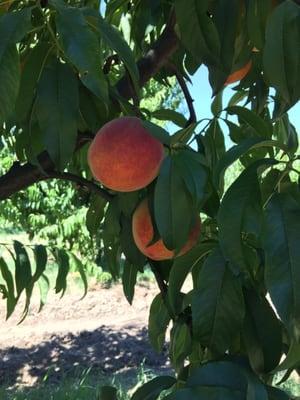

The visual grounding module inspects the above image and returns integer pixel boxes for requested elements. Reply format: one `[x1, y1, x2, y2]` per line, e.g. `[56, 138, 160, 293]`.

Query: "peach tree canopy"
[0, 0, 299, 399]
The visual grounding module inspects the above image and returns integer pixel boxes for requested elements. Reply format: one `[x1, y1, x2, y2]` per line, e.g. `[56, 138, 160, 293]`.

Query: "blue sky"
[188, 66, 300, 129]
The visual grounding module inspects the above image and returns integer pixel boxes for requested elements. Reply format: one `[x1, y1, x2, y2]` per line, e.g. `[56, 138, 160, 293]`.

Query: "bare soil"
[0, 282, 170, 388]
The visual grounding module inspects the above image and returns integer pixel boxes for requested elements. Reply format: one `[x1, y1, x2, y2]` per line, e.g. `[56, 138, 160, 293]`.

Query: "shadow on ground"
[0, 325, 170, 388]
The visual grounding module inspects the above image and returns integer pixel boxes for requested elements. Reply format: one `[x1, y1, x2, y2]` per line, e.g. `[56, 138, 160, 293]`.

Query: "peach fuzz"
[88, 117, 164, 192]
[132, 198, 201, 261]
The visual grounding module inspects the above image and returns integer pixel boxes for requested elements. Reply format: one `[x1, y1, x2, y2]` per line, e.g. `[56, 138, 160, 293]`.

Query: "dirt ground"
[0, 282, 171, 388]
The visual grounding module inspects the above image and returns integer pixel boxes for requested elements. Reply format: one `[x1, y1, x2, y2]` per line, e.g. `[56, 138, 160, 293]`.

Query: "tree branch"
[46, 171, 113, 202]
[117, 10, 178, 99]
[0, 16, 179, 202]
[148, 260, 176, 320]
[168, 63, 197, 126]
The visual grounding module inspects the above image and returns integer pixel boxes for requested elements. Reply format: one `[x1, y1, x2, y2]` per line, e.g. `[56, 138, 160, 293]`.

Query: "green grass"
[0, 363, 158, 400]
[1, 365, 299, 400]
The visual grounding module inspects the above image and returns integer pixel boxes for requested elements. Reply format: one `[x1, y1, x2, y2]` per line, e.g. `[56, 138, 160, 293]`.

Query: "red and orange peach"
[132, 198, 201, 261]
[88, 117, 164, 192]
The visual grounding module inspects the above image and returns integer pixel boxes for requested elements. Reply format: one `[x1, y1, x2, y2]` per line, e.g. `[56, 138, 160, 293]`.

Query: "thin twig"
[45, 171, 114, 202]
[168, 62, 197, 127]
[148, 260, 175, 319]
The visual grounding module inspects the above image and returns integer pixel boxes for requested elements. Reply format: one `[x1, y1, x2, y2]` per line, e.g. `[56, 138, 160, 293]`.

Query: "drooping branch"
[46, 171, 114, 201]
[0, 13, 179, 201]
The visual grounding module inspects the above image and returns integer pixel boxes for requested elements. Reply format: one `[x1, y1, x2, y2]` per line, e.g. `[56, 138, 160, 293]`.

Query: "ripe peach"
[132, 198, 201, 261]
[225, 60, 252, 85]
[88, 117, 164, 192]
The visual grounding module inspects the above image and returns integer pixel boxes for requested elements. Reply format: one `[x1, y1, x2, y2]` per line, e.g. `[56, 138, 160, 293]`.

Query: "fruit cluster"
[88, 116, 201, 260]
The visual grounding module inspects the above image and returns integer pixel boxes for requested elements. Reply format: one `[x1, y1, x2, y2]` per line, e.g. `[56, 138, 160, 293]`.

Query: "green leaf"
[99, 386, 118, 400]
[168, 243, 214, 314]
[36, 59, 79, 170]
[102, 199, 121, 279]
[131, 376, 176, 400]
[275, 341, 300, 372]
[0, 8, 31, 59]
[175, 0, 220, 65]
[0, 257, 16, 319]
[187, 361, 247, 392]
[213, 138, 261, 189]
[263, 192, 300, 339]
[79, 84, 107, 132]
[70, 254, 88, 299]
[0, 8, 32, 122]
[242, 289, 282, 373]
[50, 0, 108, 102]
[122, 261, 138, 305]
[213, 138, 287, 190]
[170, 321, 192, 370]
[38, 274, 50, 313]
[120, 215, 146, 270]
[152, 109, 187, 128]
[154, 156, 193, 251]
[0, 45, 20, 124]
[226, 106, 272, 138]
[16, 42, 52, 124]
[218, 159, 276, 275]
[266, 386, 290, 400]
[32, 245, 47, 282]
[273, 113, 299, 156]
[228, 90, 248, 107]
[97, 16, 139, 94]
[142, 120, 170, 146]
[170, 123, 198, 146]
[247, 0, 273, 50]
[118, 192, 140, 218]
[211, 89, 223, 116]
[263, 0, 300, 104]
[54, 249, 70, 297]
[192, 247, 245, 353]
[174, 150, 208, 208]
[86, 193, 107, 236]
[186, 360, 268, 400]
[213, 0, 240, 74]
[14, 240, 32, 298]
[148, 293, 170, 352]
[202, 119, 225, 172]
[166, 386, 243, 400]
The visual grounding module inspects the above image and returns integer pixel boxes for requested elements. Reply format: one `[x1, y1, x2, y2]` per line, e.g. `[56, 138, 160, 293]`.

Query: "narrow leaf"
[14, 241, 32, 298]
[154, 156, 193, 251]
[51, 0, 108, 102]
[131, 376, 176, 400]
[0, 257, 16, 319]
[168, 243, 214, 314]
[122, 261, 138, 305]
[263, 0, 300, 104]
[218, 159, 276, 275]
[192, 247, 245, 353]
[33, 245, 47, 282]
[54, 249, 70, 297]
[98, 16, 139, 94]
[148, 293, 170, 352]
[263, 192, 300, 338]
[36, 59, 79, 169]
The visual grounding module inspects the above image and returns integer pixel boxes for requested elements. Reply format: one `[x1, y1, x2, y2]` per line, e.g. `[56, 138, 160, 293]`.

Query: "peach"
[132, 198, 201, 261]
[88, 117, 164, 192]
